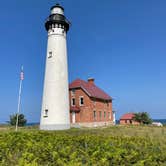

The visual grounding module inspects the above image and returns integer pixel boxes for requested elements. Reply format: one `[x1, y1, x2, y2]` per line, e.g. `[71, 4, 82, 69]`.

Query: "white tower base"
[40, 124, 70, 130]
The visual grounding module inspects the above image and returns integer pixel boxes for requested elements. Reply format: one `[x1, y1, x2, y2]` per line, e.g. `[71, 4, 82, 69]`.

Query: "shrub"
[133, 112, 152, 124]
[9, 114, 27, 126]
[0, 130, 165, 165]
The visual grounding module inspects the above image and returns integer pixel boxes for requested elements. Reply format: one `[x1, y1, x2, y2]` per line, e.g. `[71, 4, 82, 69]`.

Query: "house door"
[72, 111, 76, 123]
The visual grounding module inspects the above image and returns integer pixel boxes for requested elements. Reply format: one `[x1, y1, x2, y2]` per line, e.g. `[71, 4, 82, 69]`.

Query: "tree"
[133, 112, 152, 125]
[9, 114, 27, 126]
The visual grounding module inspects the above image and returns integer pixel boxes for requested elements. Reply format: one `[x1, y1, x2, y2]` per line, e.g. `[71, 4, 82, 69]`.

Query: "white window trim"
[79, 96, 84, 106]
[71, 97, 76, 106]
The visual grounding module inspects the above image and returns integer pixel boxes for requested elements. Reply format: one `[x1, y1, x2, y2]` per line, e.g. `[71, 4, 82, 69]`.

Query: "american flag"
[20, 66, 24, 80]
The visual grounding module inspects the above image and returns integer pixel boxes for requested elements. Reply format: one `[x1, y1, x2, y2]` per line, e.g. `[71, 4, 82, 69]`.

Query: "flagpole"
[15, 66, 23, 131]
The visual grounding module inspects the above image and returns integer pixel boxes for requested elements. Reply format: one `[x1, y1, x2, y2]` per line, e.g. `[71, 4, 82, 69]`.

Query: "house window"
[108, 112, 111, 119]
[79, 96, 84, 106]
[93, 111, 96, 120]
[104, 111, 106, 119]
[71, 89, 75, 96]
[107, 102, 109, 107]
[99, 111, 102, 120]
[48, 51, 52, 58]
[93, 99, 96, 106]
[71, 98, 75, 106]
[44, 109, 48, 117]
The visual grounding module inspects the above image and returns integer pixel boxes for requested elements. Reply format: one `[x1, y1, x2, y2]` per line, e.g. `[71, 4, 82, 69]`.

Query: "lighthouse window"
[44, 109, 48, 117]
[48, 51, 52, 58]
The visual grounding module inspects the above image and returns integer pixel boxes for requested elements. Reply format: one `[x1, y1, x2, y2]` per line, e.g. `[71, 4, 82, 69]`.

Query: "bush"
[133, 112, 152, 124]
[0, 130, 165, 165]
[9, 114, 27, 126]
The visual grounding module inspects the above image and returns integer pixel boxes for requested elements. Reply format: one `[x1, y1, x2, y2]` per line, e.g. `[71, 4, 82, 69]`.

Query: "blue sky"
[0, 0, 165, 123]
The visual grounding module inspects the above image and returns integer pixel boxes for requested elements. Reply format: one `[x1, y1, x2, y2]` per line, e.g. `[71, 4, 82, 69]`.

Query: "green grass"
[0, 125, 166, 165]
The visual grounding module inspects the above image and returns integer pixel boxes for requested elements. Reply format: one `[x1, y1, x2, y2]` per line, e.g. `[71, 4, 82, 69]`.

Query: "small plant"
[9, 114, 27, 126]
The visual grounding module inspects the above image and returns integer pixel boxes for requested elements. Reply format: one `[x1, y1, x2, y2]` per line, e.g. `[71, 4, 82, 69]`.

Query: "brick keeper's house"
[120, 113, 140, 125]
[69, 78, 114, 127]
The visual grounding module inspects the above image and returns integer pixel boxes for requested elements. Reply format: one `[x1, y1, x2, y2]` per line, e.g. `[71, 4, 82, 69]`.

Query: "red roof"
[120, 113, 135, 120]
[69, 79, 112, 101]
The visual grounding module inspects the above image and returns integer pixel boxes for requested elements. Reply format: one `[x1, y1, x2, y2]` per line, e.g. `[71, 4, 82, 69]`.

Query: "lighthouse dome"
[51, 3, 64, 15]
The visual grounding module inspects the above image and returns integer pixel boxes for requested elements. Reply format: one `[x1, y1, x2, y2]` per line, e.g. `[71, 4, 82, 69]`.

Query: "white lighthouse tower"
[40, 4, 70, 130]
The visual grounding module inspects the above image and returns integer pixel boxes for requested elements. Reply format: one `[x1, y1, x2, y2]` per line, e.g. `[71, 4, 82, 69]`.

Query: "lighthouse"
[40, 4, 70, 130]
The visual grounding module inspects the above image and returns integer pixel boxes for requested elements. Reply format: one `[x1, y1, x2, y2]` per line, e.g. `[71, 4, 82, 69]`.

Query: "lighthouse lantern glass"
[51, 7, 64, 15]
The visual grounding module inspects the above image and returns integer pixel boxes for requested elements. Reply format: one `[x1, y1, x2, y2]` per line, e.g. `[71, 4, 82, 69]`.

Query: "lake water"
[153, 119, 166, 124]
[27, 119, 166, 126]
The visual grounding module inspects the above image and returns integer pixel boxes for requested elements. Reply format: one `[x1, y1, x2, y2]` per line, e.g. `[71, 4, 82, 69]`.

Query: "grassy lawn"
[0, 125, 166, 165]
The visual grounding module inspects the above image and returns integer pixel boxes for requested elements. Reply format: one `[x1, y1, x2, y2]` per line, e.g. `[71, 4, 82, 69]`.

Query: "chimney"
[88, 78, 95, 84]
